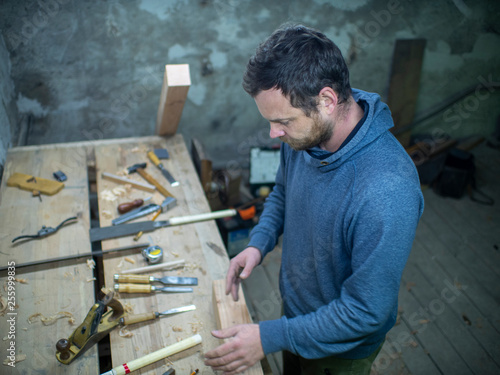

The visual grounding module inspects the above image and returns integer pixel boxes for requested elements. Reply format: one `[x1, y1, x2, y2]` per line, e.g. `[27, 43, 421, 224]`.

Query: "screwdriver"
[114, 274, 198, 286]
[114, 284, 193, 294]
[119, 304, 196, 325]
[118, 197, 152, 214]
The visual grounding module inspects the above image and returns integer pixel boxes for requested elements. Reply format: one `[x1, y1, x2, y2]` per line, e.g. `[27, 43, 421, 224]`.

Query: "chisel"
[114, 284, 193, 294]
[119, 304, 196, 325]
[90, 208, 237, 242]
[114, 274, 198, 286]
[148, 151, 179, 187]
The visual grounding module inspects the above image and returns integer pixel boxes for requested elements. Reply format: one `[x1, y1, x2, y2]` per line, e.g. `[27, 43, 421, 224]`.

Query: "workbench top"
[0, 135, 234, 374]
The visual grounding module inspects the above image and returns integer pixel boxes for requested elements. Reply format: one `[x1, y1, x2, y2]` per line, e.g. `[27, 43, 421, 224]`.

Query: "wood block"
[387, 39, 426, 147]
[156, 64, 191, 136]
[213, 279, 264, 375]
[6, 172, 64, 195]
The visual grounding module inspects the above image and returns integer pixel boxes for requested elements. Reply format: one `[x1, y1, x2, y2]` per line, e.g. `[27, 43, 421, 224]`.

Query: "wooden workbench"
[0, 135, 241, 374]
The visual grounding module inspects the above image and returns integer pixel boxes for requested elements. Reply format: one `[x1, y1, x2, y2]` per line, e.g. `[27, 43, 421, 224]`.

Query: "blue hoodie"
[248, 89, 424, 359]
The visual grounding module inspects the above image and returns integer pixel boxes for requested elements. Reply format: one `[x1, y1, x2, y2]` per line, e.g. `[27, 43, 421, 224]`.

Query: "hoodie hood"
[300, 88, 394, 171]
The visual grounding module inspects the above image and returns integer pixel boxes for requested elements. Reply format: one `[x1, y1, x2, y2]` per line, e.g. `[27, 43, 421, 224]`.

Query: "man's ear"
[318, 87, 338, 115]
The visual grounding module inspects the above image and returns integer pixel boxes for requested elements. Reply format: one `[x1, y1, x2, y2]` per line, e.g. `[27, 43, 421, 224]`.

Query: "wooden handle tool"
[136, 168, 174, 198]
[120, 304, 196, 325]
[114, 284, 193, 294]
[100, 334, 202, 375]
[118, 199, 144, 214]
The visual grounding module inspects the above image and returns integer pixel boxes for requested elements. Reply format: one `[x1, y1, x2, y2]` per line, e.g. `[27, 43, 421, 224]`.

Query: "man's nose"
[269, 123, 285, 139]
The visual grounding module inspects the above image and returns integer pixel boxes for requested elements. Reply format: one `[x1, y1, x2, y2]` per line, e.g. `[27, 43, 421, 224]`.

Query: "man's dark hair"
[243, 24, 351, 116]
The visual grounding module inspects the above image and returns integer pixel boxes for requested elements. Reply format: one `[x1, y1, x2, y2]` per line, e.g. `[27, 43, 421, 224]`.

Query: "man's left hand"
[204, 324, 264, 374]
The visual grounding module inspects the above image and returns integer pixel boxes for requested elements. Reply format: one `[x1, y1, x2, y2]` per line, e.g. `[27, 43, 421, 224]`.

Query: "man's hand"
[226, 247, 262, 301]
[204, 324, 264, 375]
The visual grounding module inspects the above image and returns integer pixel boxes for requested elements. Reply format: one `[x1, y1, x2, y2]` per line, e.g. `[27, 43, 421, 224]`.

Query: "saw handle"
[114, 274, 151, 284]
[147, 151, 162, 167]
[115, 284, 152, 293]
[121, 312, 157, 325]
[118, 199, 144, 214]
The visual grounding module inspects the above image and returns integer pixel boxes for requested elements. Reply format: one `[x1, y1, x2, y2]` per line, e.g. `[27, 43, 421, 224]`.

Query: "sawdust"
[101, 190, 118, 201]
[87, 259, 96, 270]
[102, 210, 113, 219]
[28, 312, 75, 326]
[119, 326, 134, 338]
[112, 186, 128, 197]
[3, 354, 26, 366]
[14, 278, 28, 284]
[172, 326, 183, 332]
[0, 296, 7, 316]
[124, 257, 136, 264]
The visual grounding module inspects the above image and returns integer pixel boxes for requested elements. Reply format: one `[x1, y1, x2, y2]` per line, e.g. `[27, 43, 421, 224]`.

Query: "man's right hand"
[226, 247, 262, 301]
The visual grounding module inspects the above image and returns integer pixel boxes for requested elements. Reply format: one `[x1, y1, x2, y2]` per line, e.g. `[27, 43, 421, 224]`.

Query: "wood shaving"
[14, 278, 28, 284]
[28, 312, 75, 326]
[170, 251, 179, 257]
[119, 326, 134, 338]
[2, 336, 7, 341]
[0, 296, 7, 315]
[87, 277, 97, 282]
[101, 190, 117, 201]
[87, 259, 96, 270]
[3, 354, 26, 365]
[102, 210, 113, 219]
[419, 319, 430, 325]
[123, 303, 134, 314]
[124, 257, 136, 264]
[112, 186, 127, 197]
[172, 326, 183, 332]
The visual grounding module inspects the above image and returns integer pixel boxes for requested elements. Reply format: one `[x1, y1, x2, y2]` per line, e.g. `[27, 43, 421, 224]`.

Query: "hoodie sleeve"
[247, 145, 287, 259]
[259, 168, 424, 358]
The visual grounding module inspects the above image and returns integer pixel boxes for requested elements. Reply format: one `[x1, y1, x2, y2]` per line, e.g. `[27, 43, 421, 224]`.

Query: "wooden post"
[212, 279, 264, 375]
[386, 39, 426, 147]
[156, 64, 191, 136]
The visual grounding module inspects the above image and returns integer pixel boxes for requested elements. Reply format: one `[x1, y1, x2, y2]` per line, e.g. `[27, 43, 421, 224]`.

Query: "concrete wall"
[1, 0, 499, 173]
[0, 34, 18, 179]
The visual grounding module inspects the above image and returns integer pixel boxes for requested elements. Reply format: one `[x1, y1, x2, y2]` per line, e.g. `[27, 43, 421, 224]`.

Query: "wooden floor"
[242, 142, 500, 375]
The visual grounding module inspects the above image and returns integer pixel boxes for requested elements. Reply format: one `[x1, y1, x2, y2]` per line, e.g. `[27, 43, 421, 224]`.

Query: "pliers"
[12, 216, 78, 243]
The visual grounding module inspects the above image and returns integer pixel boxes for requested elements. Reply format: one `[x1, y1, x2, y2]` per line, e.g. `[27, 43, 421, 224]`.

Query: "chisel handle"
[114, 274, 151, 284]
[136, 168, 173, 198]
[121, 312, 157, 325]
[168, 209, 238, 226]
[115, 283, 152, 293]
[147, 151, 162, 167]
[118, 199, 144, 214]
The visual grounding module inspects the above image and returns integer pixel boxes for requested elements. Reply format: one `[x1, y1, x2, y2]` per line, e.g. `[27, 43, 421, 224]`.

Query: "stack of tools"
[113, 273, 198, 294]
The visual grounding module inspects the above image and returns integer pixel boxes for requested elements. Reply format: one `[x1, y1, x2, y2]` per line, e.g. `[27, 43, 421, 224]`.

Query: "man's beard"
[280, 116, 334, 151]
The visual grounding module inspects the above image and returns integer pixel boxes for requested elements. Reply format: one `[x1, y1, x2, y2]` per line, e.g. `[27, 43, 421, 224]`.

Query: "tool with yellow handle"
[148, 150, 179, 187]
[114, 283, 193, 294]
[114, 274, 198, 286]
[119, 304, 196, 325]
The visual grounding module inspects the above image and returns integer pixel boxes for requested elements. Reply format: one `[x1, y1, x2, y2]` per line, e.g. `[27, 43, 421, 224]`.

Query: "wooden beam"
[212, 279, 264, 375]
[386, 39, 426, 147]
[156, 64, 191, 136]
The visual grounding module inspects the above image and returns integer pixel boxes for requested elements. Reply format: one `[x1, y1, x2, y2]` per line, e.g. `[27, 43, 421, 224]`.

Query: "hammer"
[127, 163, 174, 198]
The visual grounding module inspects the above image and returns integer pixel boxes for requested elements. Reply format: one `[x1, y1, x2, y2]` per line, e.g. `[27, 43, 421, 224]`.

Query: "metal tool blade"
[112, 203, 160, 225]
[153, 286, 193, 293]
[160, 167, 179, 187]
[156, 276, 198, 286]
[90, 221, 168, 242]
[158, 304, 196, 317]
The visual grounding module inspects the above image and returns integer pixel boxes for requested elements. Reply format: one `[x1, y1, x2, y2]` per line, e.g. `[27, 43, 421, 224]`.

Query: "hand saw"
[90, 209, 237, 242]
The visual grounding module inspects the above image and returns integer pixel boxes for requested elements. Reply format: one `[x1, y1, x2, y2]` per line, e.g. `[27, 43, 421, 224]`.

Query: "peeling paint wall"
[0, 0, 499, 171]
[0, 34, 17, 179]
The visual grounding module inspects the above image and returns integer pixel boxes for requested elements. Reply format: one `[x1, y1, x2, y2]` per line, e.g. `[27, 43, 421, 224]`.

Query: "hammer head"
[127, 162, 147, 174]
[161, 196, 177, 212]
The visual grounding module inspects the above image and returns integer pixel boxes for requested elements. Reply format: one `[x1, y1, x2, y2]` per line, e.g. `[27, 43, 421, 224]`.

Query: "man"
[205, 24, 424, 375]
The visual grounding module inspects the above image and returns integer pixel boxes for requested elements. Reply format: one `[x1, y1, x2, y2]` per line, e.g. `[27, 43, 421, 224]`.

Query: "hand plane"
[56, 291, 125, 365]
[55, 291, 196, 365]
